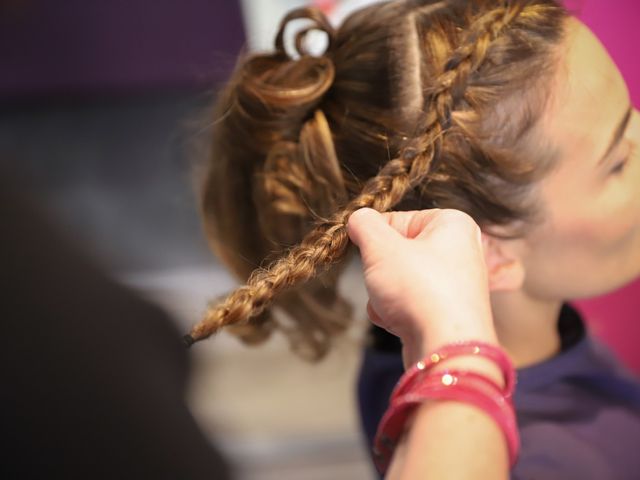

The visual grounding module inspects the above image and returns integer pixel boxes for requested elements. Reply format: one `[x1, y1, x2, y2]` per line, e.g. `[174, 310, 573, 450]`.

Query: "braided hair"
[187, 0, 568, 359]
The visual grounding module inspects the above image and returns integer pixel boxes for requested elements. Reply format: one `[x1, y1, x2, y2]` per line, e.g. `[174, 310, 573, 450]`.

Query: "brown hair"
[186, 0, 568, 360]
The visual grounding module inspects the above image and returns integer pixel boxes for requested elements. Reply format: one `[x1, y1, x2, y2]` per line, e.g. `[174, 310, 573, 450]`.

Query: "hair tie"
[183, 334, 195, 348]
[275, 7, 336, 59]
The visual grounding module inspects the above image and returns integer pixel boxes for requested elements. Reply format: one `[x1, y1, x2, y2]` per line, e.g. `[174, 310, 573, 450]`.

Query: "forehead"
[543, 18, 629, 169]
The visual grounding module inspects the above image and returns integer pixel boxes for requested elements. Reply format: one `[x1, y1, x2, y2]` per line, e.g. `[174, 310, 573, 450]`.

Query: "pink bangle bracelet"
[390, 340, 516, 401]
[372, 341, 520, 475]
[374, 370, 519, 473]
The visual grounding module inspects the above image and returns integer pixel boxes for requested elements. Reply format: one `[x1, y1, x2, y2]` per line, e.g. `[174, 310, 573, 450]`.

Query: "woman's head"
[497, 18, 640, 303]
[189, 0, 576, 359]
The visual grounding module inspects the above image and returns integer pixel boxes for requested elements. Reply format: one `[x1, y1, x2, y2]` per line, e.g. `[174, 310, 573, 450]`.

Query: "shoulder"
[513, 421, 614, 480]
[513, 328, 640, 480]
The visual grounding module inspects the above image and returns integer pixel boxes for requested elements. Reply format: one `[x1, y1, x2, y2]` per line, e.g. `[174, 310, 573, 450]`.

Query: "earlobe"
[488, 259, 526, 291]
[482, 232, 526, 292]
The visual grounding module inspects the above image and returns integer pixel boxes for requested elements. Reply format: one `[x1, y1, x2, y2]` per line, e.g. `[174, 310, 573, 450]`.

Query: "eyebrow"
[598, 105, 632, 166]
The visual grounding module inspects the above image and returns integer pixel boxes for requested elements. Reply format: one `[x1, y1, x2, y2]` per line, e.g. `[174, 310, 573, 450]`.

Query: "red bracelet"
[390, 340, 516, 401]
[372, 342, 519, 475]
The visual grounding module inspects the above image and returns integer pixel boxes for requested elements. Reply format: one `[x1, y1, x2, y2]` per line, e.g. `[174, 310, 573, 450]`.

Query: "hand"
[347, 208, 498, 367]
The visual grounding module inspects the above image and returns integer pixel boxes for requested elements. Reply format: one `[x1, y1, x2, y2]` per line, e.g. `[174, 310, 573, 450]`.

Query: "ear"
[481, 231, 526, 292]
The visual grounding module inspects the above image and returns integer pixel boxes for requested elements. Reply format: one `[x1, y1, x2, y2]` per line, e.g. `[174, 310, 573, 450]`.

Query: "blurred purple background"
[0, 0, 244, 99]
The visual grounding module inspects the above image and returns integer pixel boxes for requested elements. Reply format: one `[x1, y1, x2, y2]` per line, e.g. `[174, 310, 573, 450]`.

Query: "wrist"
[422, 326, 498, 355]
[406, 314, 498, 367]
[410, 294, 494, 343]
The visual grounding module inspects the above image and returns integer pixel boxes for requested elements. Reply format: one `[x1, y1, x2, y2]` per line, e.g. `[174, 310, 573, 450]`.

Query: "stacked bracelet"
[372, 341, 519, 474]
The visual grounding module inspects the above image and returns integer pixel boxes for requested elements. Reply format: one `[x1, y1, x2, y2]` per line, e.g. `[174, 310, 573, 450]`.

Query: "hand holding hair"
[346, 207, 499, 367]
[348, 207, 514, 478]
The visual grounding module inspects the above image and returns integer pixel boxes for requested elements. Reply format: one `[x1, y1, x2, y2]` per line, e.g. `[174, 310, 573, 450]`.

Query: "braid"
[427, 1, 527, 126]
[186, 1, 527, 346]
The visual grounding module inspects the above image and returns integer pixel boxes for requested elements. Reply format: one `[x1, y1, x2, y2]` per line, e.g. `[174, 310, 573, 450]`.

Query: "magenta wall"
[567, 0, 640, 373]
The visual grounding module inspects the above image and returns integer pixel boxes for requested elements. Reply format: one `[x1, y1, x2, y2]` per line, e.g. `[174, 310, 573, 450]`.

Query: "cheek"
[586, 153, 640, 258]
[558, 214, 637, 262]
[524, 192, 640, 299]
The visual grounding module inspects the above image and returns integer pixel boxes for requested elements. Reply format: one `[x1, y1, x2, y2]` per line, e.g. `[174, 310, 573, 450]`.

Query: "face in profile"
[515, 18, 640, 301]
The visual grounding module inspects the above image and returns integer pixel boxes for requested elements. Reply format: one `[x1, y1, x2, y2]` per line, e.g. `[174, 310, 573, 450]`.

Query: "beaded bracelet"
[372, 341, 519, 475]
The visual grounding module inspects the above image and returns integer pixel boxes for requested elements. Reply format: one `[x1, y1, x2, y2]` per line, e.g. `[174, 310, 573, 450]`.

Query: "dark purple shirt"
[357, 305, 640, 479]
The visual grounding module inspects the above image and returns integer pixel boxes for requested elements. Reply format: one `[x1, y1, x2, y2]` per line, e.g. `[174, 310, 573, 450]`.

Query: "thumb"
[347, 208, 402, 257]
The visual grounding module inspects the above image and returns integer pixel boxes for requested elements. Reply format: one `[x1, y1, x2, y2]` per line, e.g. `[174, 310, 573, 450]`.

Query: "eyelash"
[610, 144, 635, 175]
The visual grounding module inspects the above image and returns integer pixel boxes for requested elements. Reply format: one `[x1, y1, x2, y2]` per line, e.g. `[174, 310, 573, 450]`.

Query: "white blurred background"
[240, 0, 385, 51]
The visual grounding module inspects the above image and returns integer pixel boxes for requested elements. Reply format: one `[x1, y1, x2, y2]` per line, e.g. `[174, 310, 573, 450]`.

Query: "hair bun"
[275, 7, 336, 59]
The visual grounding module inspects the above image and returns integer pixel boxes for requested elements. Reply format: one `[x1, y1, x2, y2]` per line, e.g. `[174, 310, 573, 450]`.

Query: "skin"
[348, 207, 507, 479]
[487, 18, 640, 367]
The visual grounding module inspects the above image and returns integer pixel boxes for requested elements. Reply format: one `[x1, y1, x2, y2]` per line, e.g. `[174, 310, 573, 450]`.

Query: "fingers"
[348, 208, 440, 244]
[384, 208, 480, 242]
[367, 301, 399, 338]
[348, 207, 478, 257]
[366, 300, 384, 327]
[383, 209, 441, 239]
[347, 208, 402, 250]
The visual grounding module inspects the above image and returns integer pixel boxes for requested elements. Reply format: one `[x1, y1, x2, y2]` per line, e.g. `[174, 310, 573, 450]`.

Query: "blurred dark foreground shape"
[0, 170, 233, 479]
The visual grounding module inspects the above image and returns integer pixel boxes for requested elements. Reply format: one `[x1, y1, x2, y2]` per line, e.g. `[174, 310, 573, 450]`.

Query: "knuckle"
[439, 208, 472, 224]
[438, 209, 481, 235]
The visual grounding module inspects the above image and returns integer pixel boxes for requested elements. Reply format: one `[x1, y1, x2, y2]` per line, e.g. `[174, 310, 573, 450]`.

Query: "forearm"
[386, 392, 509, 480]
[349, 208, 515, 479]
[387, 319, 510, 479]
